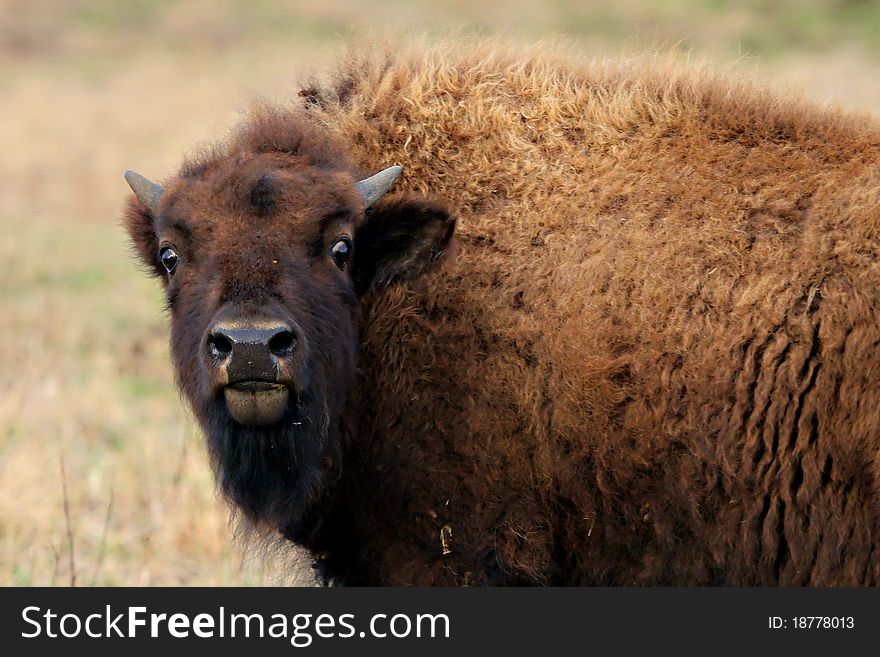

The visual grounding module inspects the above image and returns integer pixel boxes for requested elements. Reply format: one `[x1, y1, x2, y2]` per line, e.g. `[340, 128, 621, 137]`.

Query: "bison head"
[123, 115, 454, 537]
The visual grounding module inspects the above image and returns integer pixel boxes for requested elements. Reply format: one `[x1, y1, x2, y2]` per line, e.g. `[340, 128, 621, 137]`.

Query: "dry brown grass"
[0, 6, 328, 587]
[1, 1, 878, 586]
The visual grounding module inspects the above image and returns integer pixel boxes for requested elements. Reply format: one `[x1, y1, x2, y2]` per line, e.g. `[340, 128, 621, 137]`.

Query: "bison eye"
[330, 236, 353, 270]
[159, 246, 179, 274]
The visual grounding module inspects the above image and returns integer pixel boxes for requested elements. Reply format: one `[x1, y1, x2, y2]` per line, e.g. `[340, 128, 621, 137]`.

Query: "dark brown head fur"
[125, 106, 454, 535]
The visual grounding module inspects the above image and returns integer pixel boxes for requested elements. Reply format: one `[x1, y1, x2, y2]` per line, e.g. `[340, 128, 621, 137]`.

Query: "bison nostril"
[207, 333, 233, 359]
[268, 329, 295, 357]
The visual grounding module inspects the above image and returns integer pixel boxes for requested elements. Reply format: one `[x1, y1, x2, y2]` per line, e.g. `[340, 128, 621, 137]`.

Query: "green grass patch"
[122, 372, 170, 400]
[12, 564, 33, 586]
[73, 0, 173, 31]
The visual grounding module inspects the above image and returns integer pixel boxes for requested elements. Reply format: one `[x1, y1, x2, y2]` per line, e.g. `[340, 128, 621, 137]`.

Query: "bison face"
[123, 154, 454, 534]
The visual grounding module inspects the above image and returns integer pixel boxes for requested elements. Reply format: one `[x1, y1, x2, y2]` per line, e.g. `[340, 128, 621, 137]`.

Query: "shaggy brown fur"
[125, 41, 880, 585]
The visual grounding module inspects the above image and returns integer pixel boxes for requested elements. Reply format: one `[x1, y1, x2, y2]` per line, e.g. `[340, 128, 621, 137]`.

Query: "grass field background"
[1, 0, 878, 586]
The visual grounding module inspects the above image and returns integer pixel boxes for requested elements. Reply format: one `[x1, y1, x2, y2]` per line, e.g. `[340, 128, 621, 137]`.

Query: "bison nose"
[206, 321, 296, 383]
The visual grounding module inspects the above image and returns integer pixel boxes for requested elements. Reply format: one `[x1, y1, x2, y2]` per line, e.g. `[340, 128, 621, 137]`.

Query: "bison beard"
[199, 369, 347, 539]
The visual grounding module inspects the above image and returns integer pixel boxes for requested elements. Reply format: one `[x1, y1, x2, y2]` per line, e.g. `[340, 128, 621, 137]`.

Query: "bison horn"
[354, 165, 402, 209]
[124, 169, 164, 214]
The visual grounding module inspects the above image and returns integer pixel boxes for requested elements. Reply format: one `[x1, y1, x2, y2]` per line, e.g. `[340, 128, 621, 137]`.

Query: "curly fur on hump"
[129, 39, 880, 585]
[298, 41, 880, 585]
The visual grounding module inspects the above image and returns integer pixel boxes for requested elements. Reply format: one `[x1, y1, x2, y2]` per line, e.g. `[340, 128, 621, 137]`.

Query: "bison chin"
[199, 390, 333, 534]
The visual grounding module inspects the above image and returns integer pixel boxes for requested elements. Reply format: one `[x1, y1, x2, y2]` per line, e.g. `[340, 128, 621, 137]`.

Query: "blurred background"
[1, 0, 878, 586]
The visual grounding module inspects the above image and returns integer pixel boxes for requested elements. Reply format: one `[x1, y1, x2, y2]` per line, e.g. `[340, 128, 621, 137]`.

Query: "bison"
[123, 42, 880, 585]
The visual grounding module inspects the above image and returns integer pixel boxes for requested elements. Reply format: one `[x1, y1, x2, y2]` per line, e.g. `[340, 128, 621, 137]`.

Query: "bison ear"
[352, 195, 455, 295]
[123, 195, 163, 278]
